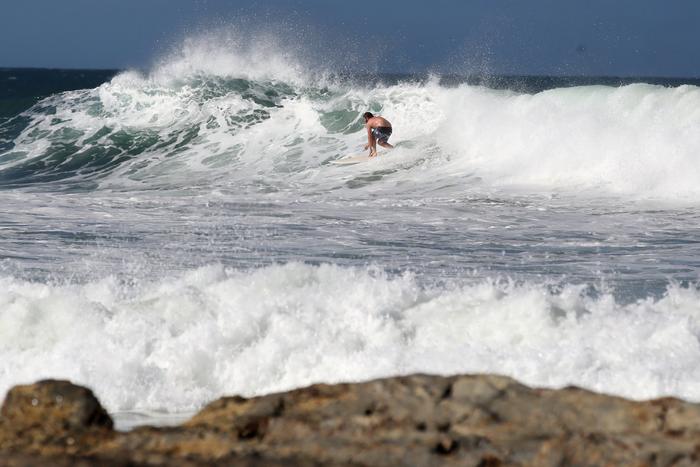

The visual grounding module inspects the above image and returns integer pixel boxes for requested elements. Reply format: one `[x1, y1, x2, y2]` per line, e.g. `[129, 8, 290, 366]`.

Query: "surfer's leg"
[373, 127, 392, 152]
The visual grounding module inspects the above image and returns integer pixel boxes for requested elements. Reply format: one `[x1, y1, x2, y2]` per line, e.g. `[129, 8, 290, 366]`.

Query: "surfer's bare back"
[363, 112, 394, 157]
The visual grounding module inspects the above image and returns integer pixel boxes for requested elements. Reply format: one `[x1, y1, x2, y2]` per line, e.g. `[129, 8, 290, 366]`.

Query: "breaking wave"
[3, 263, 700, 413]
[1, 35, 699, 200]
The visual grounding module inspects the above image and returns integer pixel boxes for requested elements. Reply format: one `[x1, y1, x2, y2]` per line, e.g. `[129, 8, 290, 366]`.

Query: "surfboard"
[330, 154, 377, 165]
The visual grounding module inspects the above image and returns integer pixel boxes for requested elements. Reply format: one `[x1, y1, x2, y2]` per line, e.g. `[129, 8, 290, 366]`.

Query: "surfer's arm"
[364, 125, 372, 150]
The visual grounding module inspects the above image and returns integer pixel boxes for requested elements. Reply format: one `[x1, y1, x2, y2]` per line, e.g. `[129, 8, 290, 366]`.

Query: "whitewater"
[2, 37, 700, 425]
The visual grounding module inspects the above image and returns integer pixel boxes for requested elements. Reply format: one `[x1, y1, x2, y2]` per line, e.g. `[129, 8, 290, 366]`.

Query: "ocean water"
[3, 40, 700, 426]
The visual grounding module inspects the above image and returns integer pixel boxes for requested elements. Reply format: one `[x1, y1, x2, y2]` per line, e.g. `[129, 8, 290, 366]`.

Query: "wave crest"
[2, 39, 700, 201]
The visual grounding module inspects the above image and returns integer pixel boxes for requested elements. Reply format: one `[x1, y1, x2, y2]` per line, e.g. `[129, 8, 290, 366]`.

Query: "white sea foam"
[6, 60, 700, 202]
[432, 83, 700, 198]
[2, 263, 700, 413]
[5, 32, 700, 200]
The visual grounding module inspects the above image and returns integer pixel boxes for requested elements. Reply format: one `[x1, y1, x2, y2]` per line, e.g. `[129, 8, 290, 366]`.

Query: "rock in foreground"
[2, 375, 700, 466]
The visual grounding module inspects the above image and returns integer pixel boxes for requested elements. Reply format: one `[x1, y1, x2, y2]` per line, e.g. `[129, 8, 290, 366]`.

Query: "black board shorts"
[371, 126, 392, 143]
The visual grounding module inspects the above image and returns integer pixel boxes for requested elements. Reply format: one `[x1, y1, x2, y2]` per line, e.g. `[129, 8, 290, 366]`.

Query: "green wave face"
[0, 67, 390, 192]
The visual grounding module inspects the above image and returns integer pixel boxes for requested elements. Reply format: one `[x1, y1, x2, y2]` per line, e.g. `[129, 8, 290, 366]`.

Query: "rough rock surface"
[2, 375, 700, 466]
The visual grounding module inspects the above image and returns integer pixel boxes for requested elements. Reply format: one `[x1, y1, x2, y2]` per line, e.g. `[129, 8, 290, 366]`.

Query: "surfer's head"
[363, 112, 374, 122]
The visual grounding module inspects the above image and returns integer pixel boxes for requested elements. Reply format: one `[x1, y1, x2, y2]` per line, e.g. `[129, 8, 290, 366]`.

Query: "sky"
[2, 0, 699, 77]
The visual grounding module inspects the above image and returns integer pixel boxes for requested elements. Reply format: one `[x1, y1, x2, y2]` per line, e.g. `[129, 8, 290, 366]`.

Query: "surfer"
[363, 112, 393, 157]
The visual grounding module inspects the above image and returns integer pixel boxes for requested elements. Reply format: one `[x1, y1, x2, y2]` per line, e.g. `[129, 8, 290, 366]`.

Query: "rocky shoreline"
[2, 374, 700, 466]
